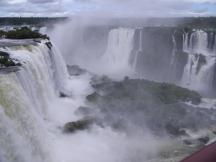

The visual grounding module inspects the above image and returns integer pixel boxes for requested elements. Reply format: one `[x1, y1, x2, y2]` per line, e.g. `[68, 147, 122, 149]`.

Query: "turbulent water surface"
[1, 23, 216, 162]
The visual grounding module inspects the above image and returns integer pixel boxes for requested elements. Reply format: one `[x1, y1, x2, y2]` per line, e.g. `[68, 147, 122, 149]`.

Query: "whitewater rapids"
[0, 39, 169, 162]
[2, 25, 216, 162]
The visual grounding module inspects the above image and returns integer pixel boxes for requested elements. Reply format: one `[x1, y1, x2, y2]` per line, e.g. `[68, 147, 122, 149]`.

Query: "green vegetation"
[153, 82, 201, 104]
[89, 78, 201, 105]
[0, 27, 49, 39]
[179, 17, 216, 29]
[0, 30, 5, 36]
[0, 17, 67, 26]
[0, 51, 21, 67]
[86, 77, 216, 137]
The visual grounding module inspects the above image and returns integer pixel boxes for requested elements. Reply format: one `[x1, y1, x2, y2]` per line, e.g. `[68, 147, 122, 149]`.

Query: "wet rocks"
[165, 124, 188, 137]
[197, 136, 209, 144]
[183, 136, 210, 147]
[59, 92, 68, 98]
[63, 118, 94, 133]
[45, 42, 52, 49]
[86, 92, 100, 102]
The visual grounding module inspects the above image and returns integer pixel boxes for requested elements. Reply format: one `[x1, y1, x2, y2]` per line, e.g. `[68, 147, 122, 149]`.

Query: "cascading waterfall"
[50, 22, 216, 93]
[101, 28, 135, 77]
[132, 29, 143, 69]
[48, 42, 70, 94]
[169, 33, 178, 82]
[183, 31, 189, 52]
[170, 34, 177, 67]
[1, 39, 158, 162]
[0, 40, 70, 162]
[0, 33, 164, 162]
[181, 30, 216, 93]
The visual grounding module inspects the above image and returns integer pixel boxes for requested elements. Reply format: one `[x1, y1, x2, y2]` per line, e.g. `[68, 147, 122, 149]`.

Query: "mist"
[0, 1, 216, 162]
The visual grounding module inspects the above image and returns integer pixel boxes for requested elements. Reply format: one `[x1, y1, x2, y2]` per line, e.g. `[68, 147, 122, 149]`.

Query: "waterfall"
[169, 33, 178, 82]
[48, 43, 70, 94]
[101, 28, 135, 77]
[132, 29, 143, 69]
[181, 30, 216, 93]
[0, 40, 70, 162]
[183, 31, 189, 52]
[170, 34, 177, 67]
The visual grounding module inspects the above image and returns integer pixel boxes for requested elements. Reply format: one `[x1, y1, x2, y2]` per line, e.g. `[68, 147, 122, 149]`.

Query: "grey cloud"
[28, 0, 58, 3]
[0, 0, 215, 17]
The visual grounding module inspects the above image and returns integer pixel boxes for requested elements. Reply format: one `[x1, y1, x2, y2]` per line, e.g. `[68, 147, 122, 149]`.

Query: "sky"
[0, 0, 216, 17]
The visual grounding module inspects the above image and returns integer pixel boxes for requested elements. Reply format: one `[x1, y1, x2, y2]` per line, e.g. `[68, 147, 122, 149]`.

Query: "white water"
[0, 40, 167, 162]
[181, 30, 216, 93]
[0, 42, 56, 162]
[72, 28, 136, 79]
[3, 27, 216, 162]
[100, 28, 135, 78]
[51, 25, 136, 79]
[132, 29, 143, 69]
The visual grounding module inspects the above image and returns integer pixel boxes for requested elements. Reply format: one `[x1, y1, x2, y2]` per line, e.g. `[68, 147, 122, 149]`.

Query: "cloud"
[28, 0, 58, 4]
[0, 0, 216, 17]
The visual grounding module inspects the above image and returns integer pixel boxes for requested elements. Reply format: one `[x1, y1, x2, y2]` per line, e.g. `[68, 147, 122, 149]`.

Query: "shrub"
[2, 27, 49, 39]
[0, 51, 21, 67]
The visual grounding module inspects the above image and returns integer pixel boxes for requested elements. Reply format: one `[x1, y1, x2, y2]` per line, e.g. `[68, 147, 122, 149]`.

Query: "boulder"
[165, 124, 188, 137]
[59, 92, 68, 98]
[63, 118, 94, 133]
[197, 136, 209, 144]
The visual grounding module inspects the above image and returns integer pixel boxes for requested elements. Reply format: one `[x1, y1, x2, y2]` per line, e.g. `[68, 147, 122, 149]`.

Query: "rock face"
[45, 42, 52, 49]
[85, 78, 216, 137]
[63, 118, 94, 133]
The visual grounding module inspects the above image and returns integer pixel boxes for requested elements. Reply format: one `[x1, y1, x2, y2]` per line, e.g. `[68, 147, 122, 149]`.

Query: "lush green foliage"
[0, 17, 67, 26]
[153, 82, 201, 104]
[0, 27, 49, 39]
[89, 78, 201, 105]
[0, 51, 21, 67]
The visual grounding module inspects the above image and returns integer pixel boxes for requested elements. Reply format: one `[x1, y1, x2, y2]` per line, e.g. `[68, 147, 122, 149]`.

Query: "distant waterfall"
[181, 30, 216, 93]
[0, 41, 69, 162]
[101, 28, 135, 77]
[169, 33, 178, 82]
[132, 29, 143, 69]
[170, 34, 177, 67]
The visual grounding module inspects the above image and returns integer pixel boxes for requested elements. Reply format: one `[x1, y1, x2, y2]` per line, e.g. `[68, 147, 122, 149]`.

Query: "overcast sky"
[0, 0, 216, 17]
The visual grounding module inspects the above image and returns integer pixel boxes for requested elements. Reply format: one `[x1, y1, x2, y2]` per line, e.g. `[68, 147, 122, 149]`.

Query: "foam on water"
[0, 40, 168, 162]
